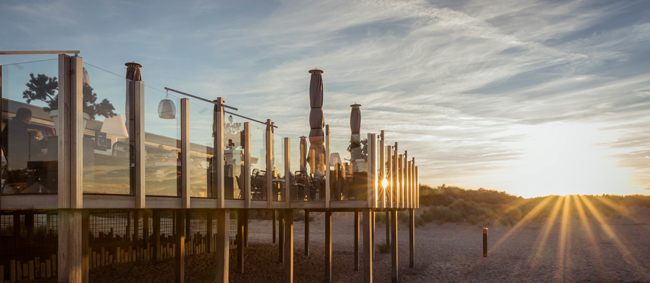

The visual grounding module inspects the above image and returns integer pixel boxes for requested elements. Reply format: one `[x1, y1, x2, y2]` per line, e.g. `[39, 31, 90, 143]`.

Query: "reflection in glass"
[144, 87, 181, 197]
[2, 60, 61, 194]
[188, 103, 212, 198]
[272, 133, 285, 201]
[224, 115, 244, 200]
[250, 125, 266, 201]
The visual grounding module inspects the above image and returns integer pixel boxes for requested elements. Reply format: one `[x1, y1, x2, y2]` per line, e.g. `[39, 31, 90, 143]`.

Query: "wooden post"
[181, 98, 190, 208]
[304, 209, 309, 256]
[385, 211, 390, 246]
[237, 210, 244, 273]
[272, 210, 276, 243]
[185, 211, 191, 243]
[215, 209, 230, 283]
[175, 210, 185, 283]
[143, 210, 150, 246]
[266, 119, 274, 208]
[285, 138, 291, 208]
[354, 211, 359, 271]
[409, 208, 415, 268]
[82, 211, 89, 283]
[244, 123, 252, 209]
[153, 210, 161, 261]
[372, 211, 376, 260]
[133, 79, 146, 208]
[57, 54, 84, 283]
[325, 125, 330, 208]
[134, 210, 140, 258]
[279, 210, 285, 263]
[284, 209, 294, 283]
[386, 146, 393, 208]
[363, 209, 373, 283]
[483, 228, 488, 257]
[214, 98, 225, 207]
[393, 143, 399, 208]
[325, 211, 332, 282]
[243, 210, 249, 248]
[391, 210, 398, 283]
[207, 211, 213, 253]
[379, 130, 385, 209]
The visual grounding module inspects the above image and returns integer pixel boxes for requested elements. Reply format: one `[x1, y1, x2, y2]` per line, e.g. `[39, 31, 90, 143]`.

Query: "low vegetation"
[412, 184, 650, 227]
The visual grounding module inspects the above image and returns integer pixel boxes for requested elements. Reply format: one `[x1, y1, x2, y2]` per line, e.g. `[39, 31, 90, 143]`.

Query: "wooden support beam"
[266, 119, 274, 208]
[279, 210, 285, 263]
[385, 211, 390, 245]
[325, 125, 330, 208]
[181, 99, 190, 208]
[272, 210, 276, 243]
[372, 211, 376, 260]
[243, 210, 249, 248]
[153, 210, 161, 261]
[133, 80, 145, 208]
[82, 211, 89, 283]
[175, 210, 185, 283]
[215, 210, 230, 283]
[354, 211, 359, 271]
[185, 211, 191, 243]
[284, 209, 294, 283]
[244, 123, 252, 209]
[237, 210, 244, 273]
[409, 208, 415, 268]
[143, 210, 150, 246]
[304, 209, 310, 256]
[134, 210, 140, 256]
[386, 146, 393, 208]
[207, 211, 213, 253]
[379, 131, 385, 209]
[391, 210, 398, 283]
[325, 211, 332, 282]
[214, 98, 225, 207]
[363, 209, 373, 283]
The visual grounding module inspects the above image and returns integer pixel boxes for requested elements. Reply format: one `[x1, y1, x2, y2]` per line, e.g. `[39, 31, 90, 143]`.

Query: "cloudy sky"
[2, 0, 649, 197]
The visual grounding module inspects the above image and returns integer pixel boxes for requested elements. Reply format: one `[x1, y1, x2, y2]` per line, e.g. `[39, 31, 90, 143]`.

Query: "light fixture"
[158, 89, 176, 119]
[100, 114, 129, 154]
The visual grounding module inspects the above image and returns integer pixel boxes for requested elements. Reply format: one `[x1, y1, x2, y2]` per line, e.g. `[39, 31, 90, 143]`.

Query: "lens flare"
[382, 178, 388, 188]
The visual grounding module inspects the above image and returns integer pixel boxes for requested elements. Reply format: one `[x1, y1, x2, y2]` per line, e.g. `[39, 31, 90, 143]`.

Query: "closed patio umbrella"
[350, 103, 361, 142]
[308, 69, 326, 177]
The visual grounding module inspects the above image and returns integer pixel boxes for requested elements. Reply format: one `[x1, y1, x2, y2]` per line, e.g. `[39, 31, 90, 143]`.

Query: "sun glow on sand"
[508, 123, 641, 198]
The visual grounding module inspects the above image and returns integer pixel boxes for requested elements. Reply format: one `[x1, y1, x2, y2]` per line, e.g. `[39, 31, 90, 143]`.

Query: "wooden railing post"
[244, 123, 251, 209]
[266, 119, 273, 208]
[214, 98, 225, 207]
[285, 138, 291, 208]
[133, 80, 145, 208]
[181, 98, 190, 208]
[325, 125, 330, 208]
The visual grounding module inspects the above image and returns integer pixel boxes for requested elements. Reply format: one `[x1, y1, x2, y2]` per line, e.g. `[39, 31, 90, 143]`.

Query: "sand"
[32, 208, 650, 282]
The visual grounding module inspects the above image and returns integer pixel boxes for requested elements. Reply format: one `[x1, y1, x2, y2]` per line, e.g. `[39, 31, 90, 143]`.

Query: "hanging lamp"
[158, 89, 176, 119]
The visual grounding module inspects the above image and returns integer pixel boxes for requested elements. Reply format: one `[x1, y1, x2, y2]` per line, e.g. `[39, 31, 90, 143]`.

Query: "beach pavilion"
[0, 51, 420, 283]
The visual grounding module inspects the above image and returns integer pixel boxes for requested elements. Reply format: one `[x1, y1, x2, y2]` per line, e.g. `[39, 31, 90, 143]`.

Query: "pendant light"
[158, 89, 176, 119]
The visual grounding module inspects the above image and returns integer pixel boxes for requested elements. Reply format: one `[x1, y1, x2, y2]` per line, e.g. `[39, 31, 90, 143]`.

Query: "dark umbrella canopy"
[350, 103, 361, 142]
[308, 69, 326, 177]
[125, 62, 142, 81]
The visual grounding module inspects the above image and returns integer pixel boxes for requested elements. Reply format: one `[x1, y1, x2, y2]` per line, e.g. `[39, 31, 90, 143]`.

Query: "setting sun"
[509, 123, 640, 198]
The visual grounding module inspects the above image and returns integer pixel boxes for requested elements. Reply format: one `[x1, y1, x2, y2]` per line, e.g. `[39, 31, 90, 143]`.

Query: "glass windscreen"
[224, 114, 244, 200]
[289, 136, 306, 201]
[1, 59, 59, 194]
[82, 62, 130, 195]
[144, 87, 181, 196]
[250, 124, 266, 201]
[272, 132, 285, 201]
[329, 131, 368, 201]
[188, 102, 213, 198]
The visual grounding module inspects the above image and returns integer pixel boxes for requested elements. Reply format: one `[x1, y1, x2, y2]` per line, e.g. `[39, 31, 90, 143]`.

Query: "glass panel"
[144, 87, 181, 196]
[250, 124, 266, 201]
[224, 114, 244, 200]
[329, 131, 368, 201]
[289, 136, 309, 201]
[306, 134, 327, 201]
[272, 132, 285, 201]
[1, 59, 59, 194]
[188, 102, 212, 198]
[82, 62, 130, 195]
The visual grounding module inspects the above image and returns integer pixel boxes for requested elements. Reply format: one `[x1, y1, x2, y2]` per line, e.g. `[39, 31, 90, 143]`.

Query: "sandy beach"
[53, 207, 650, 283]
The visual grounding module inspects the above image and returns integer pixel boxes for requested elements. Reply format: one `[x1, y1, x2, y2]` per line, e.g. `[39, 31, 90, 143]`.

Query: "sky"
[1, 0, 649, 197]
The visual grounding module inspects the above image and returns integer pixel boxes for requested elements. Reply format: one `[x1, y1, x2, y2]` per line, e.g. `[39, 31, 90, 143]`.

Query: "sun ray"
[530, 196, 563, 268]
[555, 195, 571, 281]
[489, 196, 555, 253]
[572, 195, 604, 274]
[578, 195, 649, 278]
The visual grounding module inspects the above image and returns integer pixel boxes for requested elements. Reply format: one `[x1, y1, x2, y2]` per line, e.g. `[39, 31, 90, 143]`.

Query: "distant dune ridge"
[409, 184, 650, 227]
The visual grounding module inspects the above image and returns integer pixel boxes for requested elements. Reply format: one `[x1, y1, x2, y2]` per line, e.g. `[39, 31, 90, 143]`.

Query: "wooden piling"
[409, 208, 415, 268]
[207, 210, 213, 254]
[243, 210, 249, 248]
[279, 210, 285, 263]
[175, 210, 185, 283]
[365, 209, 376, 282]
[304, 209, 310, 256]
[325, 211, 332, 282]
[391, 210, 398, 283]
[284, 209, 294, 283]
[385, 211, 390, 245]
[272, 210, 276, 243]
[354, 211, 359, 271]
[237, 209, 245, 273]
[215, 209, 230, 283]
[153, 210, 161, 261]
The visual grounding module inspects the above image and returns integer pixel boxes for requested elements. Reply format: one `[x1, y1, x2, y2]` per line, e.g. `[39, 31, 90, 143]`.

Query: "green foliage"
[416, 184, 650, 226]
